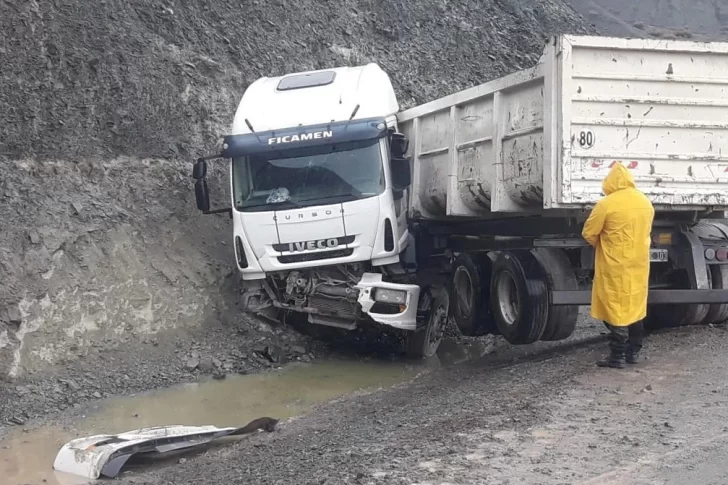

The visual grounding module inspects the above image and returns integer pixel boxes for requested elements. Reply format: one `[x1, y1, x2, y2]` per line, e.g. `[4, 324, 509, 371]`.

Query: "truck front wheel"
[490, 251, 549, 345]
[406, 287, 449, 359]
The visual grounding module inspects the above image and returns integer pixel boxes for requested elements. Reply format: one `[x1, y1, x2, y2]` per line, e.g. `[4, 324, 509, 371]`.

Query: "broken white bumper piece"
[54, 424, 249, 479]
[355, 272, 420, 331]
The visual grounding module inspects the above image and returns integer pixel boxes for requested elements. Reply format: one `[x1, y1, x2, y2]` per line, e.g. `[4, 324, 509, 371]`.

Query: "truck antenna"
[245, 118, 264, 144]
[343, 104, 361, 132]
[349, 104, 360, 120]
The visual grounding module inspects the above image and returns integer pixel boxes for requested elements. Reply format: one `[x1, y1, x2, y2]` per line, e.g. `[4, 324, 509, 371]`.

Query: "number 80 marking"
[578, 130, 595, 149]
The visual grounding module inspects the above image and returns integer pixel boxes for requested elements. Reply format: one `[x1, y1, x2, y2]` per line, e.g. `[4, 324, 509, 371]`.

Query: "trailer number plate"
[578, 129, 595, 149]
[650, 249, 668, 262]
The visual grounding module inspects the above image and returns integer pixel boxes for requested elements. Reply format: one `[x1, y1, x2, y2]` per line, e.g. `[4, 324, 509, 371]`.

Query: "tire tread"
[490, 251, 548, 345]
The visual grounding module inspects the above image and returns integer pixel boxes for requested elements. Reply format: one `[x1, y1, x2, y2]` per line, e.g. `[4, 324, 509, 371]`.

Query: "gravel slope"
[567, 0, 728, 40]
[0, 0, 593, 162]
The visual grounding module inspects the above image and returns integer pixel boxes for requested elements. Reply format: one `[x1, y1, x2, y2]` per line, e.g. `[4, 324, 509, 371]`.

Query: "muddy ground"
[3, 315, 726, 484]
[111, 322, 728, 485]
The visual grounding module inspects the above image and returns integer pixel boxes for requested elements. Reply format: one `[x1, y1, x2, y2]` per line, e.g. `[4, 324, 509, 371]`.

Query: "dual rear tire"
[489, 250, 549, 344]
[449, 253, 496, 337]
[705, 264, 728, 324]
[414, 244, 728, 354]
[450, 249, 579, 345]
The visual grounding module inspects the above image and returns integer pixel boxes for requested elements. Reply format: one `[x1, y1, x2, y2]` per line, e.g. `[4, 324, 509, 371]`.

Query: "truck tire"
[449, 253, 496, 336]
[705, 264, 728, 324]
[646, 269, 710, 330]
[490, 251, 549, 345]
[531, 248, 579, 341]
[406, 286, 449, 359]
[646, 303, 708, 330]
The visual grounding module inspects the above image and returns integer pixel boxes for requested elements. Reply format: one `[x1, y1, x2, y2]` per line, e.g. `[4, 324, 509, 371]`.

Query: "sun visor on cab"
[220, 117, 389, 159]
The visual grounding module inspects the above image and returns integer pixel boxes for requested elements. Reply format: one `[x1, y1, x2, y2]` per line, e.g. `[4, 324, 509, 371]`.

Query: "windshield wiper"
[240, 200, 302, 210]
[299, 192, 363, 204]
[240, 193, 368, 211]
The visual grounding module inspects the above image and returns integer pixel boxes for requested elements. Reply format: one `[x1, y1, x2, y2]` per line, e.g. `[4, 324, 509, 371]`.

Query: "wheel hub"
[496, 271, 519, 327]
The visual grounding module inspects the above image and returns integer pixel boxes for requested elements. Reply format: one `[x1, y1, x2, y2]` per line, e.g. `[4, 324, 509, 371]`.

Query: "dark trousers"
[603, 320, 645, 356]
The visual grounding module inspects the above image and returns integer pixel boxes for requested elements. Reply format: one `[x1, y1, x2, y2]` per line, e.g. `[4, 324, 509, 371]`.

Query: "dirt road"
[97, 322, 727, 485]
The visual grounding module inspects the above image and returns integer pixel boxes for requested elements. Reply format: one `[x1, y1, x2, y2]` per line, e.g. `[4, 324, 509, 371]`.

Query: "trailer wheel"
[406, 286, 449, 359]
[646, 269, 710, 330]
[705, 264, 728, 324]
[449, 253, 496, 336]
[531, 248, 579, 341]
[490, 251, 549, 345]
[646, 303, 709, 330]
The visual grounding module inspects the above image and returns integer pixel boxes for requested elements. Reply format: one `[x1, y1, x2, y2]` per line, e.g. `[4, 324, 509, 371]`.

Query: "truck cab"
[192, 64, 439, 355]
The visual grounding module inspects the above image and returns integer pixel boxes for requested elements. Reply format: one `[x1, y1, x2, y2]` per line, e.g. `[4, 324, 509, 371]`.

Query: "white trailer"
[399, 35, 728, 216]
[192, 35, 728, 358]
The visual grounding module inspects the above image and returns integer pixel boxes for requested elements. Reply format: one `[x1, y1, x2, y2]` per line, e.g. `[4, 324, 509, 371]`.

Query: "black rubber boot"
[626, 344, 642, 364]
[596, 354, 626, 369]
[596, 341, 626, 369]
[626, 320, 645, 365]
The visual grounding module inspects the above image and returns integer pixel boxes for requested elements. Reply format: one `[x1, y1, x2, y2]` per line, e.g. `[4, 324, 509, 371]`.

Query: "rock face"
[0, 0, 594, 379]
[0, 0, 593, 162]
[567, 0, 728, 40]
[0, 157, 237, 378]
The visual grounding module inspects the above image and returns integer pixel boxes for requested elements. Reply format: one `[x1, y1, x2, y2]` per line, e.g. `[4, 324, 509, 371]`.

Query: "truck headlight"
[373, 288, 407, 304]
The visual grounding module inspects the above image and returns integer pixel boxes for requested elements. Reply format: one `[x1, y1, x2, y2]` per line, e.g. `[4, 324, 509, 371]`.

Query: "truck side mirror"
[195, 179, 210, 212]
[192, 159, 207, 180]
[390, 133, 409, 158]
[391, 157, 411, 191]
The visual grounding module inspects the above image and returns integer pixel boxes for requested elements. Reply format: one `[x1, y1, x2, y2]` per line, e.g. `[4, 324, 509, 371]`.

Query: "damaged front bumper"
[355, 273, 420, 331]
[53, 423, 272, 479]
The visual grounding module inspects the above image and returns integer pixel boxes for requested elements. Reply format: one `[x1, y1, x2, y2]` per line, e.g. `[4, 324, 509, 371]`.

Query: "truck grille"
[308, 295, 358, 317]
[278, 248, 354, 264]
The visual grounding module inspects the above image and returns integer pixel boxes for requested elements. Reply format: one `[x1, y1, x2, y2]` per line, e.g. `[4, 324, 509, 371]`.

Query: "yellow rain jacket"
[582, 163, 655, 326]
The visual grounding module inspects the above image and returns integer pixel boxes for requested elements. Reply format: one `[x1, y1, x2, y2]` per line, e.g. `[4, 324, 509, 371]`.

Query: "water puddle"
[0, 338, 495, 485]
[0, 358, 423, 485]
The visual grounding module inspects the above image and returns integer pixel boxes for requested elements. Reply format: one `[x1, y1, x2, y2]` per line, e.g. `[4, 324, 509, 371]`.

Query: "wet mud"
[0, 358, 422, 485]
[111, 324, 728, 484]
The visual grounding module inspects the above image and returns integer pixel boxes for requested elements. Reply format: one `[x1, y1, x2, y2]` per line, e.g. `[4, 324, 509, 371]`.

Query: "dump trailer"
[192, 35, 728, 358]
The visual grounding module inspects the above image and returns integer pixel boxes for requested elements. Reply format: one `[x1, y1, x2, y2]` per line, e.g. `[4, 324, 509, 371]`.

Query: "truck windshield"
[232, 138, 385, 212]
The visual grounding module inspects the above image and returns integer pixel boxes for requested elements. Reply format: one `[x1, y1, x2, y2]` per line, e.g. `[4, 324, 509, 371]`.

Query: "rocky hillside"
[1, 0, 593, 162]
[0, 0, 594, 382]
[568, 0, 728, 40]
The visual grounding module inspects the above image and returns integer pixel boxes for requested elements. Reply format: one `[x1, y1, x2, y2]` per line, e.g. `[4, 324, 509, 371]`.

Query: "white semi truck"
[193, 35, 728, 358]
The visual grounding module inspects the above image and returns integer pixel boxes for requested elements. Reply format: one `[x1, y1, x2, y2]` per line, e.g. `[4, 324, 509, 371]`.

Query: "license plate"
[650, 249, 668, 262]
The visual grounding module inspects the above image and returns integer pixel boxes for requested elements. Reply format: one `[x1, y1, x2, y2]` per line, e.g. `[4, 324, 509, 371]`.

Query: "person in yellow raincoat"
[582, 162, 655, 368]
